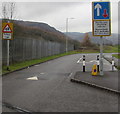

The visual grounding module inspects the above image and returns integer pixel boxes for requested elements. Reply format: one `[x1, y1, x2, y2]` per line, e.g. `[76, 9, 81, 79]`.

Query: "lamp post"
[66, 18, 75, 53]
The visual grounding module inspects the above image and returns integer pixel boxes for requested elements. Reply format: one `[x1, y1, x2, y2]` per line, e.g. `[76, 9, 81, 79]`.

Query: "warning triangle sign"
[2, 24, 12, 33]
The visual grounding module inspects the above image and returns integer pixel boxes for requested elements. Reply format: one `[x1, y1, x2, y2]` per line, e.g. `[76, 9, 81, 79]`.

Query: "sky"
[0, 0, 119, 33]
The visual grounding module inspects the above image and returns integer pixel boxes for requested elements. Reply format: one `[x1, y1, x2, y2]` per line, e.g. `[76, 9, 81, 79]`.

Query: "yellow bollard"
[91, 64, 98, 76]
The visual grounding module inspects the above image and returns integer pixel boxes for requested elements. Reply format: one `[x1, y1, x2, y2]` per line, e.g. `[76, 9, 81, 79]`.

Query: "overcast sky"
[0, 0, 119, 33]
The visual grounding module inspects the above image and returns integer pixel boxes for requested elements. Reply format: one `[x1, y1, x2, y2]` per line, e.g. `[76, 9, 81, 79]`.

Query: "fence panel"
[2, 38, 74, 65]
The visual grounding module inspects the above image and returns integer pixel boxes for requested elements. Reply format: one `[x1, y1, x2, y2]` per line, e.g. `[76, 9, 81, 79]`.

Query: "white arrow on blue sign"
[93, 2, 110, 20]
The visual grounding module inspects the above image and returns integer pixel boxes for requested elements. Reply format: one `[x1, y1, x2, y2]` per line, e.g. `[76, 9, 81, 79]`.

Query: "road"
[2, 54, 118, 112]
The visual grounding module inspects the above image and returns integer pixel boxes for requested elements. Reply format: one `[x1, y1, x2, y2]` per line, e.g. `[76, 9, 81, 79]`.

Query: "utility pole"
[66, 18, 75, 53]
[100, 36, 104, 75]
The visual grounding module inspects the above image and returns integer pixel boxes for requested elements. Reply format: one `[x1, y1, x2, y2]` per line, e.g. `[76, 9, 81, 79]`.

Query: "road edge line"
[2, 102, 32, 113]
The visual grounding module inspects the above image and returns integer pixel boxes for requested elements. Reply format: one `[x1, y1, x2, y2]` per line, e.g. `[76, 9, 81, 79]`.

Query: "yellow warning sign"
[91, 64, 98, 76]
[2, 23, 13, 40]
[2, 23, 13, 33]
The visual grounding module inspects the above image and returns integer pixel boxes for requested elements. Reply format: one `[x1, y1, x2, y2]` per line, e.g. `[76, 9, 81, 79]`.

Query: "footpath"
[71, 71, 119, 94]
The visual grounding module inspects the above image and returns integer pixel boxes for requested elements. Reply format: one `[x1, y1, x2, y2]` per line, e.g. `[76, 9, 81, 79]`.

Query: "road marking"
[77, 59, 98, 64]
[68, 73, 73, 78]
[3, 102, 32, 114]
[27, 76, 38, 80]
[40, 73, 45, 75]
[89, 60, 97, 63]
[35, 65, 39, 67]
[77, 57, 82, 63]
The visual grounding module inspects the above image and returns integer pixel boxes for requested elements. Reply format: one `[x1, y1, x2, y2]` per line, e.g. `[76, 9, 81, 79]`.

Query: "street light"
[66, 17, 75, 53]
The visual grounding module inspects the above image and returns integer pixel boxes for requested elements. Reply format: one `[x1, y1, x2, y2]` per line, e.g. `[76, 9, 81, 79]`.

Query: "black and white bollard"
[97, 55, 100, 72]
[83, 55, 85, 72]
[112, 56, 114, 71]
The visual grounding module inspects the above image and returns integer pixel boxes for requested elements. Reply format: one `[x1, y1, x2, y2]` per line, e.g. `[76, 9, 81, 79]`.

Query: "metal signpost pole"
[7, 20, 10, 70]
[7, 40, 10, 70]
[66, 18, 68, 53]
[2, 21, 13, 70]
[100, 36, 104, 75]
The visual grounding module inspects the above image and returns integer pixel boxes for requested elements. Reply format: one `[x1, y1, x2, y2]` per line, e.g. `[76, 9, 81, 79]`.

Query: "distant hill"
[12, 20, 67, 43]
[1, 19, 81, 49]
[65, 32, 119, 45]
[16, 20, 63, 36]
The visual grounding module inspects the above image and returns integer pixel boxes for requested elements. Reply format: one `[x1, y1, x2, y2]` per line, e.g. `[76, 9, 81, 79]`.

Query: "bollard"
[97, 55, 100, 72]
[83, 55, 85, 72]
[112, 56, 114, 71]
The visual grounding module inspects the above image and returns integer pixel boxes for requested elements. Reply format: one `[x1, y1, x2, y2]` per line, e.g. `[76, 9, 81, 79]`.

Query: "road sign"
[93, 20, 111, 36]
[3, 33, 12, 40]
[2, 23, 13, 33]
[92, 1, 111, 36]
[93, 2, 110, 20]
[2, 23, 13, 40]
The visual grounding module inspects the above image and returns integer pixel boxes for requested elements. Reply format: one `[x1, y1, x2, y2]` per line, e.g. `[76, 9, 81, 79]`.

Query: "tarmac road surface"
[2, 54, 118, 112]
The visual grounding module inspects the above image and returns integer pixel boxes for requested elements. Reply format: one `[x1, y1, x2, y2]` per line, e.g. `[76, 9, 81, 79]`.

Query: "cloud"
[0, 0, 118, 33]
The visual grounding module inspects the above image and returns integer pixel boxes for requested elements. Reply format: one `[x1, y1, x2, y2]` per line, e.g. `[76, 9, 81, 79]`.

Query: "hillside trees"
[82, 33, 92, 47]
[81, 32, 99, 50]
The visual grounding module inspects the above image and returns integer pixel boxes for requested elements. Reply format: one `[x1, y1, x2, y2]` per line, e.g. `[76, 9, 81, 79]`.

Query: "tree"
[82, 33, 92, 47]
[2, 2, 16, 20]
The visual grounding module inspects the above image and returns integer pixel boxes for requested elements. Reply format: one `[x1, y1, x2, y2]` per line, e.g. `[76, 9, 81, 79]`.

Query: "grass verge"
[2, 51, 81, 74]
[112, 54, 120, 59]
[2, 45, 119, 75]
[103, 45, 119, 53]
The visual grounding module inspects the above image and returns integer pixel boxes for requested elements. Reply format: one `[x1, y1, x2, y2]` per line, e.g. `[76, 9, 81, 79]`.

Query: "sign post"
[2, 22, 13, 70]
[92, 1, 111, 76]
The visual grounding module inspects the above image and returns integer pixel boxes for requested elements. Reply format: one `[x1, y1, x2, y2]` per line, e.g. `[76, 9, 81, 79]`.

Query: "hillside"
[65, 32, 119, 45]
[12, 20, 66, 43]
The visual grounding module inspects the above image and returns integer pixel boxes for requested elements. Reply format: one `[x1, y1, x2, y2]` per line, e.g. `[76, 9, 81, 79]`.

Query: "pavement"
[2, 54, 119, 112]
[71, 71, 119, 93]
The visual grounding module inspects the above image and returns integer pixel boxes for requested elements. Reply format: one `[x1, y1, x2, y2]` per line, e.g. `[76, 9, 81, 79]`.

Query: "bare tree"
[2, 3, 7, 19]
[2, 2, 16, 20]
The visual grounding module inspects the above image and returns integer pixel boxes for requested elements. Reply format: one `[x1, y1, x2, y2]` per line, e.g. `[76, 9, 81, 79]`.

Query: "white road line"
[40, 73, 45, 75]
[77, 59, 98, 64]
[68, 73, 73, 78]
[77, 57, 83, 63]
[35, 65, 39, 67]
[26, 76, 38, 80]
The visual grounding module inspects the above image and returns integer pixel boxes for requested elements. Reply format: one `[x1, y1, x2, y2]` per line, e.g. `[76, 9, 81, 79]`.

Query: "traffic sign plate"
[92, 2, 110, 20]
[93, 20, 111, 36]
[2, 23, 13, 40]
[2, 23, 13, 33]
[3, 33, 12, 40]
[92, 1, 111, 36]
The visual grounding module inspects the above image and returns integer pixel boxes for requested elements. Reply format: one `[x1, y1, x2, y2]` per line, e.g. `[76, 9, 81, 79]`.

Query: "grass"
[2, 45, 119, 74]
[112, 54, 120, 59]
[103, 45, 119, 53]
[2, 51, 80, 74]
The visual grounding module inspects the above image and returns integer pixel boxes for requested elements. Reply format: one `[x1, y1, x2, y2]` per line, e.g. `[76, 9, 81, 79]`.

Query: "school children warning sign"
[2, 23, 13, 40]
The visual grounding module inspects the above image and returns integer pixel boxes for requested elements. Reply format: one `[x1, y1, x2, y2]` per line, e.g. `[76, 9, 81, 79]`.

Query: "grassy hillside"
[2, 19, 81, 48]
[103, 45, 119, 53]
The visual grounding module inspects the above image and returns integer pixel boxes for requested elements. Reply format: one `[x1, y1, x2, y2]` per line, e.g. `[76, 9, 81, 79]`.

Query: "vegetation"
[2, 45, 119, 74]
[2, 51, 80, 74]
[112, 54, 120, 59]
[103, 45, 119, 53]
